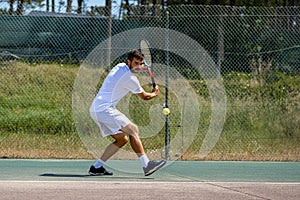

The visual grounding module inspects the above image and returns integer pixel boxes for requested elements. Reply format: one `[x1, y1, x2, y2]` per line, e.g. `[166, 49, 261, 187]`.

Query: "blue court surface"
[1, 159, 300, 200]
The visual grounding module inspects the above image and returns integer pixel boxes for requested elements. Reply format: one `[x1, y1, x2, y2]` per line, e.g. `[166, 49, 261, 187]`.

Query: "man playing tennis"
[89, 49, 166, 176]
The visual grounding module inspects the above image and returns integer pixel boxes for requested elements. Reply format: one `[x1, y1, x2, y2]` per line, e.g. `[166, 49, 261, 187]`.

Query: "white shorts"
[90, 107, 132, 137]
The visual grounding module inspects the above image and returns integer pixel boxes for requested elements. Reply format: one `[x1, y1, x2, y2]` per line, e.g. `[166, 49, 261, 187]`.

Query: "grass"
[204, 99, 300, 161]
[0, 131, 92, 159]
[0, 62, 76, 134]
[0, 62, 299, 161]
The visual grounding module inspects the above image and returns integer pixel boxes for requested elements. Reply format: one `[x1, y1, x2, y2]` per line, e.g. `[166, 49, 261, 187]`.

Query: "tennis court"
[1, 159, 299, 200]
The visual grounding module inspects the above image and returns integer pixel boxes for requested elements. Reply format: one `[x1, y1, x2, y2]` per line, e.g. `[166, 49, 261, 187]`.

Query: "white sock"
[139, 155, 150, 168]
[93, 159, 104, 169]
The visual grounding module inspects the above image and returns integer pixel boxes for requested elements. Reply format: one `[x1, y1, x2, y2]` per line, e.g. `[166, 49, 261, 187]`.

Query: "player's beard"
[130, 64, 147, 73]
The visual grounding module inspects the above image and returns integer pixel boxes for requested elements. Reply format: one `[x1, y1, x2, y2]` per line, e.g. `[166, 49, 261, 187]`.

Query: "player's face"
[129, 58, 147, 73]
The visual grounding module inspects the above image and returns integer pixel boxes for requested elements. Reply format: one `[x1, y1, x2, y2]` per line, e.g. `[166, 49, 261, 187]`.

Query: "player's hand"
[152, 85, 159, 96]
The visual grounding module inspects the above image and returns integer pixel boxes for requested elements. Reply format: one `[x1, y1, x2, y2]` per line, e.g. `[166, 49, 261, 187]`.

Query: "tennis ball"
[162, 108, 170, 115]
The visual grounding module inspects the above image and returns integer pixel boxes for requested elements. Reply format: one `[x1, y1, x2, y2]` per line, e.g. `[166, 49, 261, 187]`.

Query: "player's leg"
[89, 109, 129, 176]
[89, 133, 128, 175]
[120, 124, 145, 157]
[120, 124, 166, 176]
[120, 124, 150, 168]
[100, 133, 128, 161]
[89, 133, 128, 176]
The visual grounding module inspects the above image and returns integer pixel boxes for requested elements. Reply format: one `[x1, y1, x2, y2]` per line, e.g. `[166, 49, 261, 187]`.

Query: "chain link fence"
[0, 5, 299, 161]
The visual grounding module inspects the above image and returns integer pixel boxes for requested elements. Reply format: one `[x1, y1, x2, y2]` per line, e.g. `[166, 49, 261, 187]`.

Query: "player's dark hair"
[127, 49, 144, 62]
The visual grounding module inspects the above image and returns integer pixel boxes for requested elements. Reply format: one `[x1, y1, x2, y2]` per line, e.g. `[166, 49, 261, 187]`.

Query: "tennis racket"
[139, 39, 156, 89]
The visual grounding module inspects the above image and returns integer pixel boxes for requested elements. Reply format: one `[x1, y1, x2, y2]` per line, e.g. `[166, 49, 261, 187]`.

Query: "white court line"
[0, 180, 300, 184]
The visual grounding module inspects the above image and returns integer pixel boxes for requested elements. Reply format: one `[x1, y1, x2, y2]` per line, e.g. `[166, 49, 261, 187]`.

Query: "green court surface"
[1, 159, 300, 182]
[1, 159, 300, 200]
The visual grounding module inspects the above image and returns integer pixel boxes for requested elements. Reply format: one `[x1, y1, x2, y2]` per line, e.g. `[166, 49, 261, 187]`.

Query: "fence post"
[165, 10, 170, 160]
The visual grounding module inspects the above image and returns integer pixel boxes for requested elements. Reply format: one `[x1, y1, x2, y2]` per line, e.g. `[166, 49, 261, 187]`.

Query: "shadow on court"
[1, 159, 300, 200]
[39, 173, 154, 180]
[40, 173, 92, 178]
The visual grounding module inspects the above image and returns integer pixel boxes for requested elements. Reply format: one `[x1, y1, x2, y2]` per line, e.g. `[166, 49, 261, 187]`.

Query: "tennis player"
[89, 49, 166, 176]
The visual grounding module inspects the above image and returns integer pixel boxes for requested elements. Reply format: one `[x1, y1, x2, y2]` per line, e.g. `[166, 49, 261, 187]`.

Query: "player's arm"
[137, 86, 159, 100]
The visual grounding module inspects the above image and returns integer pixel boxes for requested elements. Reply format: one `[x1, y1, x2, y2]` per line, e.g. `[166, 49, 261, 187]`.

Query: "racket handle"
[151, 77, 156, 88]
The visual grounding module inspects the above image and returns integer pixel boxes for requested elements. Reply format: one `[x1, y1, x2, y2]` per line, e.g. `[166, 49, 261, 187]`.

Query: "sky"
[60, 0, 124, 17]
[80, 0, 122, 17]
[81, 0, 105, 7]
[0, 0, 128, 18]
[0, 0, 116, 13]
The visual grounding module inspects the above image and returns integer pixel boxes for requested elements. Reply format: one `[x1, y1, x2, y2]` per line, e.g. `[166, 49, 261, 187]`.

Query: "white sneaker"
[143, 160, 166, 176]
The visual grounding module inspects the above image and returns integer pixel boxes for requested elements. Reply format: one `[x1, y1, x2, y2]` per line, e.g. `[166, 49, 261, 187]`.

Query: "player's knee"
[130, 124, 139, 136]
[116, 135, 128, 147]
[121, 123, 140, 137]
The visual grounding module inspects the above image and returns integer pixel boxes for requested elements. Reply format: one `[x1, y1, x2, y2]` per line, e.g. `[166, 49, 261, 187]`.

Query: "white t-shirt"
[90, 63, 144, 112]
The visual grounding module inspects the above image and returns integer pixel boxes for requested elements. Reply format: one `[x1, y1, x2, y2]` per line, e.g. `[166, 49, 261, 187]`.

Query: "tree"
[51, 0, 54, 12]
[165, 0, 295, 7]
[46, 0, 49, 11]
[124, 0, 131, 16]
[66, 0, 73, 12]
[152, 0, 157, 16]
[77, 0, 83, 14]
[16, 0, 24, 15]
[140, 0, 145, 18]
[289, 0, 295, 6]
[9, 0, 15, 14]
[105, 0, 112, 16]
